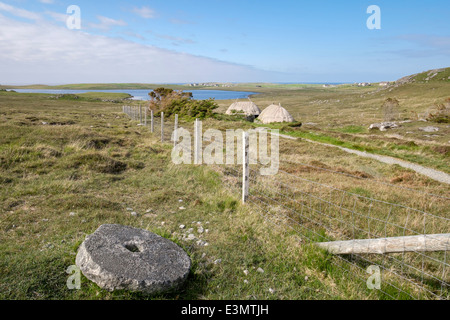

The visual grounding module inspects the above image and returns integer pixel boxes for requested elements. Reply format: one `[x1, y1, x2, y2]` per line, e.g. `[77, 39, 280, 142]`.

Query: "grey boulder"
[76, 224, 191, 294]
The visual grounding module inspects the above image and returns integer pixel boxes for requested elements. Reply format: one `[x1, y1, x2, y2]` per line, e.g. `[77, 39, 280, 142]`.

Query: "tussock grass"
[0, 89, 448, 300]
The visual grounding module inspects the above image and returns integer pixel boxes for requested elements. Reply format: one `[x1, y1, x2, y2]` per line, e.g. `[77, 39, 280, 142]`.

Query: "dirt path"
[268, 129, 450, 184]
[303, 137, 450, 184]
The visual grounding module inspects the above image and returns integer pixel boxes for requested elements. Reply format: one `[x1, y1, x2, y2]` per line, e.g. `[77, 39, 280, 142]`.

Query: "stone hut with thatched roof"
[257, 103, 294, 124]
[226, 98, 261, 117]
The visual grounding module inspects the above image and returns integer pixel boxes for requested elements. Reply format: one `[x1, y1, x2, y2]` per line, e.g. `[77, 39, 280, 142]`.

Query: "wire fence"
[122, 106, 449, 300]
[123, 105, 176, 143]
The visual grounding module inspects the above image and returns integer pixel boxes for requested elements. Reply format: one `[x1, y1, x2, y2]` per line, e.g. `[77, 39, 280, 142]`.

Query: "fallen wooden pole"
[316, 233, 450, 255]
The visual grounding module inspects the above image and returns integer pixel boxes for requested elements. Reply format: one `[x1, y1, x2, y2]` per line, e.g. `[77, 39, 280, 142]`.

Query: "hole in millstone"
[124, 243, 141, 253]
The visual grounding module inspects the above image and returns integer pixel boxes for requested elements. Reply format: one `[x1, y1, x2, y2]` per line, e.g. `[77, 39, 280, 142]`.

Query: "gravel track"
[268, 129, 450, 185]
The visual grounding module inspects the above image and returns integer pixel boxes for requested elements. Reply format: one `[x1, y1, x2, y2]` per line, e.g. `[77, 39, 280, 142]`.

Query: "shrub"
[148, 87, 218, 119]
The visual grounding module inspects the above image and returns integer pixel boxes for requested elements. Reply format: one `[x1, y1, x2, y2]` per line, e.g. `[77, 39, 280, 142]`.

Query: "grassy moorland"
[0, 91, 365, 300]
[0, 70, 448, 300]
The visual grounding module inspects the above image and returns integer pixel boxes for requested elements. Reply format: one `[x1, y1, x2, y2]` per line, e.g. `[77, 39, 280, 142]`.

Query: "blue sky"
[0, 0, 449, 84]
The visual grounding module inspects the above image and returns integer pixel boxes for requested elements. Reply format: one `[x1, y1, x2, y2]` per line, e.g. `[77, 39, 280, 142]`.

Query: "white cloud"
[39, 0, 55, 4]
[0, 12, 277, 85]
[132, 6, 156, 19]
[0, 1, 41, 20]
[44, 11, 68, 23]
[89, 15, 127, 30]
[148, 31, 196, 45]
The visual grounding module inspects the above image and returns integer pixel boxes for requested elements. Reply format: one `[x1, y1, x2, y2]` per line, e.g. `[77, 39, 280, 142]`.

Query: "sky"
[0, 0, 449, 85]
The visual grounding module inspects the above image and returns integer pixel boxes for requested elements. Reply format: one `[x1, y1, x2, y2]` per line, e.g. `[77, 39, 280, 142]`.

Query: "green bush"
[149, 87, 218, 119]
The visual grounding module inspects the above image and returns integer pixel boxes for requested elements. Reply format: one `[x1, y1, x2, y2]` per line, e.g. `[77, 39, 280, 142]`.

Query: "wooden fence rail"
[316, 233, 450, 255]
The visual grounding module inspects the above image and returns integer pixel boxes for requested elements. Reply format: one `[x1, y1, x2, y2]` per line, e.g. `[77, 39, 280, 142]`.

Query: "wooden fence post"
[151, 110, 154, 133]
[144, 107, 147, 126]
[242, 131, 249, 203]
[161, 112, 164, 142]
[174, 114, 178, 147]
[194, 119, 202, 165]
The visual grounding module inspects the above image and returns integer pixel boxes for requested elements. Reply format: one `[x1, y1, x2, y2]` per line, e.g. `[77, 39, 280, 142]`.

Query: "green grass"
[0, 92, 369, 300]
[412, 67, 450, 83]
[334, 125, 367, 134]
[0, 84, 448, 300]
[250, 122, 450, 174]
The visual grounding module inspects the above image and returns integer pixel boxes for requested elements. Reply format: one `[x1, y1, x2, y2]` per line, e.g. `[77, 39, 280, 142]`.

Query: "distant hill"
[0, 83, 189, 90]
[395, 67, 450, 85]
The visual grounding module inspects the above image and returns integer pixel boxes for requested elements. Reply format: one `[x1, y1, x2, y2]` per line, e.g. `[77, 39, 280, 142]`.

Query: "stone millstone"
[76, 224, 191, 294]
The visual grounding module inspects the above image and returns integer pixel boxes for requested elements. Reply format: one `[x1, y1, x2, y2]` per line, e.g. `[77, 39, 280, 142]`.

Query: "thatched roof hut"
[257, 103, 294, 124]
[226, 99, 261, 116]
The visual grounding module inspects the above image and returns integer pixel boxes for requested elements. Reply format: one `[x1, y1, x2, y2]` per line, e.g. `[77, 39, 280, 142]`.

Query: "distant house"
[379, 82, 390, 86]
[357, 82, 372, 87]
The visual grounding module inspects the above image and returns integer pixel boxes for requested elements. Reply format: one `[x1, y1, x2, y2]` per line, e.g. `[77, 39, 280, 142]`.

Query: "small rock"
[187, 228, 194, 233]
[186, 234, 195, 241]
[201, 253, 207, 259]
[198, 227, 204, 234]
[305, 276, 309, 281]
[179, 225, 186, 229]
[161, 222, 165, 226]
[269, 288, 275, 294]
[205, 229, 209, 233]
[69, 212, 77, 216]
[419, 126, 439, 133]
[244, 270, 249, 276]
[369, 122, 398, 131]
[196, 240, 206, 246]
[179, 207, 186, 210]
[131, 212, 138, 217]
[257, 267, 265, 274]
[126, 208, 133, 211]
[145, 209, 152, 213]
[214, 259, 222, 265]
[178, 199, 183, 203]
[244, 280, 249, 284]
